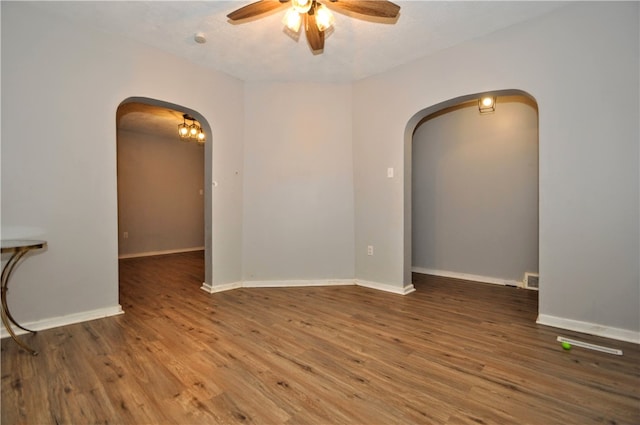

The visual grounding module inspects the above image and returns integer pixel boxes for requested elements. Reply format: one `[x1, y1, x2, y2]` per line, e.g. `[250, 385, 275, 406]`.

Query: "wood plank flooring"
[2, 251, 639, 424]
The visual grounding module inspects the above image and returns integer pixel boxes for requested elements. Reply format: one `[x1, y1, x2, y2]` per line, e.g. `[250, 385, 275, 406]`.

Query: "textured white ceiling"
[34, 1, 567, 137]
[32, 1, 567, 83]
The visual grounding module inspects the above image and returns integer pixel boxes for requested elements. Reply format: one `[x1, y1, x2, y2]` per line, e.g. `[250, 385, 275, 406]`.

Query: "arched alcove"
[116, 97, 213, 289]
[403, 89, 539, 305]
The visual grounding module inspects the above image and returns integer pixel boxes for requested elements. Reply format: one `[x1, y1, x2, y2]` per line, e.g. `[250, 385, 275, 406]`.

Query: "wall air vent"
[523, 272, 539, 290]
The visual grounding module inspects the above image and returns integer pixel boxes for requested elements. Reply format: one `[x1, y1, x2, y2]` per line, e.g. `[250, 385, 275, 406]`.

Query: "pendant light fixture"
[178, 114, 205, 143]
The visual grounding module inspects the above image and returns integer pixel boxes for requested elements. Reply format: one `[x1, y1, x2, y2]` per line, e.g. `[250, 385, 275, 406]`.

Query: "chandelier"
[178, 114, 205, 143]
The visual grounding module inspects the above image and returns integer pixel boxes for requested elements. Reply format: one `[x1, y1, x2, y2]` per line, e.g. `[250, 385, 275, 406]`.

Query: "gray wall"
[242, 82, 355, 281]
[412, 96, 539, 283]
[1, 2, 637, 342]
[353, 2, 639, 338]
[117, 129, 204, 257]
[1, 2, 244, 325]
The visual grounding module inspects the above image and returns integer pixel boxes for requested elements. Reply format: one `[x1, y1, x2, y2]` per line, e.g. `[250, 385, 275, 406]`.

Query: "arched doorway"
[116, 97, 213, 290]
[404, 89, 539, 301]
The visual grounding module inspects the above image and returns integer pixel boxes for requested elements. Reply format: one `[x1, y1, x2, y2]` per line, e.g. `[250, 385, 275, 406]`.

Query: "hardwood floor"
[2, 251, 639, 424]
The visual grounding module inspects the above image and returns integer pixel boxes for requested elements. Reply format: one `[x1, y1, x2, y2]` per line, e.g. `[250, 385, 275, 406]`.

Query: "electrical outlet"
[123, 231, 128, 239]
[367, 245, 374, 256]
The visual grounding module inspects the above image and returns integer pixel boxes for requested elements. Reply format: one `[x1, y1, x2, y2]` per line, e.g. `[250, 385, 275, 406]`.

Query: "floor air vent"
[523, 272, 539, 290]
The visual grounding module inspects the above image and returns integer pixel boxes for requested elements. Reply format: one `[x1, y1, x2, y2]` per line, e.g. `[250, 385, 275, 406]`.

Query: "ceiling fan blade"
[305, 12, 325, 52]
[227, 0, 288, 21]
[327, 0, 400, 18]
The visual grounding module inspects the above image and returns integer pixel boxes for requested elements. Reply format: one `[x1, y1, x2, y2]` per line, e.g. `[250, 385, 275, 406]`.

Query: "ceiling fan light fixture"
[292, 0, 312, 14]
[283, 8, 302, 33]
[227, 0, 401, 55]
[315, 4, 335, 32]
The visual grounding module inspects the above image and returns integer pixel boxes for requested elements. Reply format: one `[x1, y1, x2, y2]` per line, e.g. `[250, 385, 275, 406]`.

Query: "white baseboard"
[244, 279, 354, 289]
[119, 247, 204, 259]
[201, 281, 242, 294]
[412, 267, 522, 287]
[537, 314, 640, 344]
[201, 279, 415, 296]
[355, 279, 416, 295]
[0, 305, 124, 338]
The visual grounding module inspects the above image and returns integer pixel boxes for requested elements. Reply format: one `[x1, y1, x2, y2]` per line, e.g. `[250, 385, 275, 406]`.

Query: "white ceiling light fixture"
[178, 114, 205, 143]
[479, 96, 496, 114]
[227, 0, 401, 53]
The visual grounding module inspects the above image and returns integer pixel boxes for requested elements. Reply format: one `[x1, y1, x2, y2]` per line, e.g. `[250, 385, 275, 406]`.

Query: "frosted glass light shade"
[283, 8, 302, 32]
[315, 4, 334, 31]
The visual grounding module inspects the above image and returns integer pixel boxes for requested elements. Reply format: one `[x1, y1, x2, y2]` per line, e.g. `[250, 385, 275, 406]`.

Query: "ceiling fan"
[227, 0, 401, 53]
